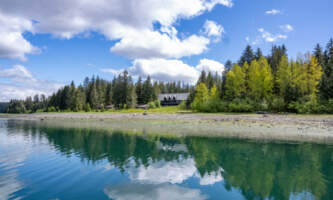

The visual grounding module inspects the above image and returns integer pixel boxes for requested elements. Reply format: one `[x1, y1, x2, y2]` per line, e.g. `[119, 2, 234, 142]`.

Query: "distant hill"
[0, 102, 9, 113]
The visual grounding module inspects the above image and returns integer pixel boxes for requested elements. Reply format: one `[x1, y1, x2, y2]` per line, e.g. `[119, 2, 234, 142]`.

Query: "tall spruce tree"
[238, 45, 255, 66]
[136, 76, 143, 104]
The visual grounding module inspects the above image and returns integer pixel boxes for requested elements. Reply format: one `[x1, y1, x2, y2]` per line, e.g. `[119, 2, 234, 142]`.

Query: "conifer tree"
[136, 76, 143, 104]
[238, 45, 255, 66]
[255, 48, 263, 60]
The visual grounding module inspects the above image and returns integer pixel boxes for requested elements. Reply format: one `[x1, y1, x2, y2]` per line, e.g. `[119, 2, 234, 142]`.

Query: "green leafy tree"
[191, 83, 209, 111]
[225, 64, 246, 99]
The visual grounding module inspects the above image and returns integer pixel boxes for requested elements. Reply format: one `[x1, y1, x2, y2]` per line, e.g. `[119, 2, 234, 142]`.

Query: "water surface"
[0, 119, 332, 200]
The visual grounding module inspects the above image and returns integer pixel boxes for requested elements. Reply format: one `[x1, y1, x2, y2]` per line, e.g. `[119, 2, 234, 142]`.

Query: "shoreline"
[1, 113, 333, 144]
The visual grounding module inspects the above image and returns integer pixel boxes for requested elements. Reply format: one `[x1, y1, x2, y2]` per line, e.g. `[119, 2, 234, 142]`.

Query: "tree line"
[6, 71, 191, 113]
[6, 38, 333, 114]
[191, 38, 333, 113]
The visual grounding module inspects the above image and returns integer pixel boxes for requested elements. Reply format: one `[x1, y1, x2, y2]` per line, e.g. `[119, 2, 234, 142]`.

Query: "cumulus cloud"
[0, 13, 40, 60]
[0, 65, 63, 101]
[279, 24, 294, 32]
[258, 28, 287, 43]
[128, 158, 197, 184]
[104, 182, 208, 200]
[0, 0, 233, 60]
[102, 58, 225, 84]
[202, 20, 224, 42]
[265, 9, 281, 15]
[128, 59, 201, 83]
[110, 29, 210, 59]
[196, 59, 225, 73]
[0, 65, 37, 84]
[199, 168, 224, 185]
[125, 157, 224, 186]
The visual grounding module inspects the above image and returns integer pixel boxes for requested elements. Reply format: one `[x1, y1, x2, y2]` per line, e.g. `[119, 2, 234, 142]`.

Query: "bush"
[154, 100, 161, 108]
[228, 99, 254, 113]
[325, 99, 333, 113]
[179, 100, 187, 110]
[148, 101, 156, 109]
[84, 104, 91, 112]
[47, 106, 57, 112]
[269, 97, 285, 112]
[288, 95, 321, 114]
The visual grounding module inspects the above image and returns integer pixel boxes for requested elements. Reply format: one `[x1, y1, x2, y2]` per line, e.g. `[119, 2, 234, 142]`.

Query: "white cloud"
[0, 0, 233, 60]
[258, 28, 287, 43]
[0, 132, 33, 200]
[245, 36, 250, 42]
[0, 65, 63, 101]
[125, 157, 224, 186]
[101, 58, 225, 84]
[128, 158, 197, 184]
[265, 9, 281, 15]
[128, 59, 201, 83]
[110, 29, 210, 59]
[100, 68, 123, 76]
[280, 24, 294, 32]
[199, 168, 224, 185]
[203, 20, 224, 42]
[104, 182, 208, 200]
[196, 59, 225, 74]
[0, 65, 37, 84]
[0, 13, 40, 60]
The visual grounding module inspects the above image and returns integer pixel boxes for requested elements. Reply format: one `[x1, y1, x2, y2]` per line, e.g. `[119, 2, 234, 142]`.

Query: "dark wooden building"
[158, 93, 189, 106]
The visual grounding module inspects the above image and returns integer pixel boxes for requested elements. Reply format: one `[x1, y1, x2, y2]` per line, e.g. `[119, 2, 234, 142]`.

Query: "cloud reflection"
[104, 182, 208, 200]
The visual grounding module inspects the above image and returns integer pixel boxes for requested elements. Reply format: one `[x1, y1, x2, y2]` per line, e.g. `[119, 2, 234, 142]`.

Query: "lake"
[0, 119, 332, 200]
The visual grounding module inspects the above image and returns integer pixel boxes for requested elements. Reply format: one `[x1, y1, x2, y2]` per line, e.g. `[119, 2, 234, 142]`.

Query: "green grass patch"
[108, 106, 190, 114]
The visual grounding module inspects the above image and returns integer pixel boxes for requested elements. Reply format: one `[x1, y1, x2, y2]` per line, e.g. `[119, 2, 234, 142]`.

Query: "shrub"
[288, 94, 321, 114]
[47, 106, 57, 112]
[228, 99, 254, 113]
[269, 97, 285, 112]
[325, 99, 333, 113]
[154, 100, 161, 108]
[148, 101, 156, 109]
[85, 104, 91, 112]
[35, 109, 45, 113]
[179, 100, 187, 110]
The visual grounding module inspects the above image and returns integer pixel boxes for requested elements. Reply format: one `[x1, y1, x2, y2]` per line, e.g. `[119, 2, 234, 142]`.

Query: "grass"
[107, 106, 190, 114]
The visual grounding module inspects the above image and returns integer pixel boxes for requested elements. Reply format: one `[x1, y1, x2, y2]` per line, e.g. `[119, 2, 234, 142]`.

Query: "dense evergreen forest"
[6, 38, 333, 114]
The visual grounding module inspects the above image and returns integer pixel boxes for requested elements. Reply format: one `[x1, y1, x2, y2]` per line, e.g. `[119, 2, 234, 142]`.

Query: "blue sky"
[0, 0, 332, 101]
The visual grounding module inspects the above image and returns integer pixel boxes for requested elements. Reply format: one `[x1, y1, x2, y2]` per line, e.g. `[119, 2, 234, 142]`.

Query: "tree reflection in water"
[6, 120, 333, 200]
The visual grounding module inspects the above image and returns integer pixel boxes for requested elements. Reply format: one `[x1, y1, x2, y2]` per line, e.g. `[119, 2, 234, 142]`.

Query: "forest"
[5, 38, 333, 114]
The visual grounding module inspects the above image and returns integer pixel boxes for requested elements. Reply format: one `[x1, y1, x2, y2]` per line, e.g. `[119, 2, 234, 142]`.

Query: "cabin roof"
[158, 93, 189, 101]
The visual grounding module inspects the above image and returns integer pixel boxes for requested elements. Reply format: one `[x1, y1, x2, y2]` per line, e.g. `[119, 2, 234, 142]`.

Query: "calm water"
[0, 119, 332, 200]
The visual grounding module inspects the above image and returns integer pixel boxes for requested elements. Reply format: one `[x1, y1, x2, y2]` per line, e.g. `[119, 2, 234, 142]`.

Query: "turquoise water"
[0, 119, 332, 200]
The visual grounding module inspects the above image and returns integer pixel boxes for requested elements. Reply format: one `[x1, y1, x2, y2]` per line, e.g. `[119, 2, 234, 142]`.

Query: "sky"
[0, 0, 332, 101]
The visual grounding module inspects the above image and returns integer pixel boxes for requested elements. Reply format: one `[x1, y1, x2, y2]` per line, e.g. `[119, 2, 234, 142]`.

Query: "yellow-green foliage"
[276, 55, 292, 98]
[225, 64, 246, 99]
[307, 56, 323, 95]
[192, 83, 209, 110]
[248, 57, 273, 100]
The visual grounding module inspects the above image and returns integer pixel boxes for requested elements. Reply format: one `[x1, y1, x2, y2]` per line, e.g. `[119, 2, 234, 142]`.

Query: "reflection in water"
[1, 119, 333, 200]
[104, 182, 207, 200]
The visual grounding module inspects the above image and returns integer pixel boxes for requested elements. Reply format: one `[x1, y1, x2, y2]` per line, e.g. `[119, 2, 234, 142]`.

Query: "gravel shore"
[2, 113, 333, 144]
